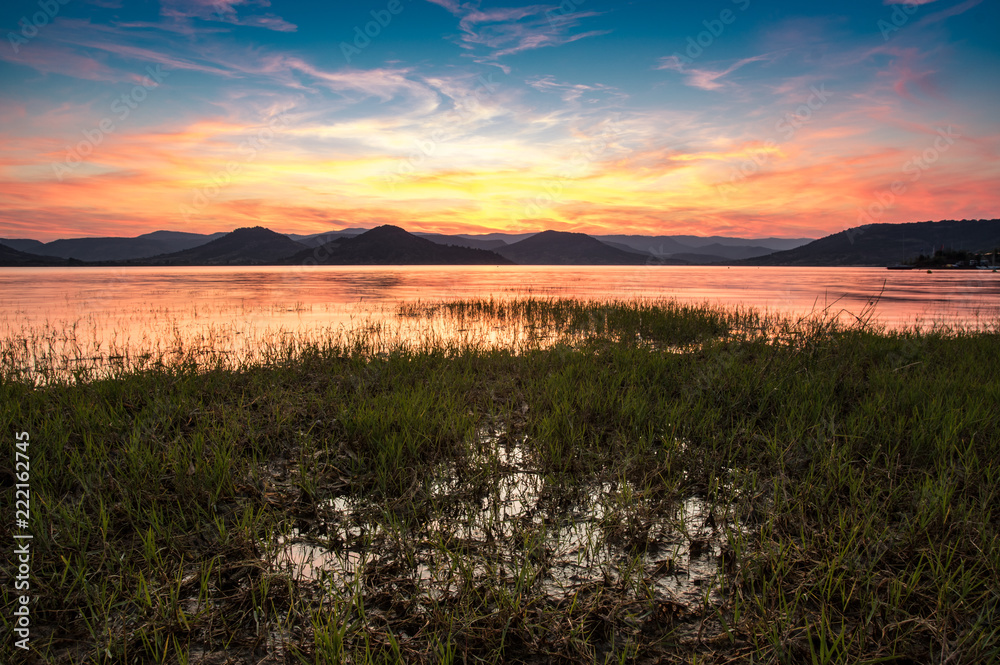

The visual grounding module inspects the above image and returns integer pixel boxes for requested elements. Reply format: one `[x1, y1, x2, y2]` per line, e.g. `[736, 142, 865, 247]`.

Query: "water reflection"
[269, 431, 734, 610]
[4, 265, 997, 324]
[1, 265, 997, 378]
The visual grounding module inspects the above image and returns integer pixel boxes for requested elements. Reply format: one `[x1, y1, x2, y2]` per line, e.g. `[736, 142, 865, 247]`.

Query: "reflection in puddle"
[269, 431, 736, 613]
[273, 537, 364, 583]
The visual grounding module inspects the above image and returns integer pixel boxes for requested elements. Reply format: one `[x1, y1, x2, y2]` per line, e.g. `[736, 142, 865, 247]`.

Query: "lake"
[2, 265, 998, 374]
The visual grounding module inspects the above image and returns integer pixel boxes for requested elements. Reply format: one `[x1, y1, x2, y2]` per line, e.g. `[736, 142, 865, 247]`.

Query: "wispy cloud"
[425, 1, 609, 72]
[914, 0, 984, 27]
[422, 0, 468, 14]
[245, 56, 439, 107]
[877, 47, 942, 101]
[526, 75, 627, 105]
[159, 0, 297, 32]
[63, 26, 236, 76]
[657, 54, 772, 91]
[0, 42, 126, 82]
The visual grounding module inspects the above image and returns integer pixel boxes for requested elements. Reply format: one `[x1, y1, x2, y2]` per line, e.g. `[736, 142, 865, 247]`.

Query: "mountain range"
[0, 230, 228, 262]
[0, 242, 81, 266]
[496, 230, 650, 265]
[740, 219, 1000, 267]
[591, 235, 801, 263]
[2, 219, 996, 267]
[1, 227, 808, 264]
[140, 227, 308, 265]
[283, 225, 512, 265]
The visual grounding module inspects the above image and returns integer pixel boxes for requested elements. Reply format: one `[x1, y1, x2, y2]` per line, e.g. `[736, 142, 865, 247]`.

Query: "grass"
[1, 297, 998, 664]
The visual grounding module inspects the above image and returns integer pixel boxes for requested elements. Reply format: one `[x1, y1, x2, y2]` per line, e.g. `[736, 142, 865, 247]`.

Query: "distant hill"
[0, 243, 80, 266]
[592, 236, 692, 258]
[742, 219, 1000, 266]
[416, 233, 509, 251]
[667, 253, 730, 265]
[2, 229, 812, 264]
[600, 241, 690, 264]
[22, 222, 996, 267]
[0, 230, 226, 261]
[142, 227, 307, 265]
[695, 243, 778, 261]
[0, 238, 46, 253]
[595, 235, 791, 262]
[595, 235, 692, 257]
[288, 230, 363, 248]
[597, 240, 765, 265]
[666, 235, 812, 251]
[445, 232, 810, 254]
[496, 231, 650, 265]
[455, 232, 537, 244]
[136, 231, 228, 253]
[284, 225, 513, 265]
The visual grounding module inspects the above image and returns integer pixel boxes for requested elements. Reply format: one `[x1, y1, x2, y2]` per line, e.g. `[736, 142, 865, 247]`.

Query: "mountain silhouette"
[415, 233, 509, 251]
[3, 228, 815, 265]
[142, 227, 307, 265]
[0, 238, 46, 253]
[0, 243, 81, 266]
[741, 219, 1000, 266]
[496, 230, 650, 265]
[595, 234, 809, 257]
[284, 225, 512, 265]
[1, 230, 226, 261]
[12, 221, 993, 267]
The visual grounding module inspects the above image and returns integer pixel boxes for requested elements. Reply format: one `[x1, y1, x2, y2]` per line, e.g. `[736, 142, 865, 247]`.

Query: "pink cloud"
[657, 54, 773, 91]
[65, 33, 235, 77]
[160, 0, 297, 32]
[0, 43, 125, 81]
[423, 0, 457, 13]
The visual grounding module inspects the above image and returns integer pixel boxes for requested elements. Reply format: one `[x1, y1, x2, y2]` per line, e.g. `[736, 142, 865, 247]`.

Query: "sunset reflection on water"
[2, 265, 998, 377]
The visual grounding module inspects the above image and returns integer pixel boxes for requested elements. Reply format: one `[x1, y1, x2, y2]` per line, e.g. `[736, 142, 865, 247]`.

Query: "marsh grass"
[1, 298, 998, 663]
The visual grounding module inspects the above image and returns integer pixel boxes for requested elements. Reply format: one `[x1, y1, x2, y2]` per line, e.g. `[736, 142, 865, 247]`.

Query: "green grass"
[1, 298, 998, 663]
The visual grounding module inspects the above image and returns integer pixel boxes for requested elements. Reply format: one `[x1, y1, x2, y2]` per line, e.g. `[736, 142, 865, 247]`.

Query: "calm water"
[1, 266, 998, 370]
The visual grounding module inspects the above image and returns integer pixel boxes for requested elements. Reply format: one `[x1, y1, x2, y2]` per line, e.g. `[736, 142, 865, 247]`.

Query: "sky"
[0, 0, 998, 242]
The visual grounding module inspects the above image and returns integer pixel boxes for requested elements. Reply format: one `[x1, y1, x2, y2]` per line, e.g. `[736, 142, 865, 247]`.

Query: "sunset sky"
[1, 0, 998, 242]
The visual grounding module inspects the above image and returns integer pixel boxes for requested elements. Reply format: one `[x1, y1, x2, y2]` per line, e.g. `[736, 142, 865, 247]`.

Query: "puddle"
[651, 497, 726, 605]
[272, 534, 367, 584]
[269, 430, 736, 612]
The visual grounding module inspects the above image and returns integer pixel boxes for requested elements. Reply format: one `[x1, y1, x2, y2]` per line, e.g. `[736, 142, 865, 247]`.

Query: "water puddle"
[272, 529, 368, 585]
[268, 430, 736, 612]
